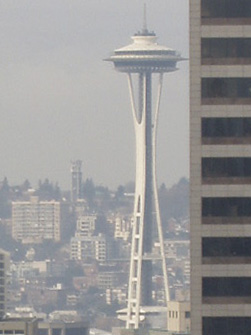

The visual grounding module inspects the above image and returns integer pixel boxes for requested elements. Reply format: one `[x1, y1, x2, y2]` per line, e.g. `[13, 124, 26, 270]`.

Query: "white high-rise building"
[12, 197, 61, 243]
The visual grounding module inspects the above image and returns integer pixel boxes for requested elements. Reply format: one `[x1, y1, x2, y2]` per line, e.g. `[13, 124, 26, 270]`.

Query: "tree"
[82, 178, 96, 208]
[35, 179, 61, 200]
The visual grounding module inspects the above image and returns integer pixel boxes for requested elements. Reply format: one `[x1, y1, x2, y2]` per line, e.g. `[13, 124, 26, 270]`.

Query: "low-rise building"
[167, 301, 190, 334]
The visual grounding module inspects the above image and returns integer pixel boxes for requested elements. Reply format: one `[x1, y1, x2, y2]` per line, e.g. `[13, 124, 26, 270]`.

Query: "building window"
[202, 38, 251, 64]
[202, 118, 251, 144]
[202, 197, 251, 218]
[202, 158, 251, 181]
[185, 311, 191, 318]
[203, 277, 251, 297]
[201, 0, 251, 19]
[202, 78, 251, 103]
[66, 329, 85, 335]
[203, 317, 251, 335]
[203, 237, 251, 257]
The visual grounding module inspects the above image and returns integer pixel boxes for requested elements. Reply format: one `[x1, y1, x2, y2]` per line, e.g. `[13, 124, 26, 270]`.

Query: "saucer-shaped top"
[107, 31, 184, 73]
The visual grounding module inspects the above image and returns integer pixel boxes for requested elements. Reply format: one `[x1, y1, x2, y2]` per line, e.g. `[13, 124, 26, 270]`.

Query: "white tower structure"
[107, 15, 183, 329]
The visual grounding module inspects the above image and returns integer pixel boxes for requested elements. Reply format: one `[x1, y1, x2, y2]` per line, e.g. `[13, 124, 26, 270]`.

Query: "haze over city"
[0, 0, 189, 189]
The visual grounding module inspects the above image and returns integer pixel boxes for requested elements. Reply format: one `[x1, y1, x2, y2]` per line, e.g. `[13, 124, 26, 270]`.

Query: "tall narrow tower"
[107, 18, 183, 329]
[71, 160, 83, 203]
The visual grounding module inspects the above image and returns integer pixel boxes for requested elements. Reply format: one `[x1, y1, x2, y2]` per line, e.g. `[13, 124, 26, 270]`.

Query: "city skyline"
[0, 0, 188, 190]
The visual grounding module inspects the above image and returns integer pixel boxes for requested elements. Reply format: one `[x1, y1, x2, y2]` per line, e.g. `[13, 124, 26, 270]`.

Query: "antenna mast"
[143, 3, 148, 33]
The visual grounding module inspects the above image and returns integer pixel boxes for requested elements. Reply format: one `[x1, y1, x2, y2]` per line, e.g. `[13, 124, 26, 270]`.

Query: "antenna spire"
[143, 3, 148, 33]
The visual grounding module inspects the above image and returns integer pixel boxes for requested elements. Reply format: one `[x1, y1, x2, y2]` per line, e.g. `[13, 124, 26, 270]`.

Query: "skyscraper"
[190, 1, 251, 335]
[107, 15, 183, 329]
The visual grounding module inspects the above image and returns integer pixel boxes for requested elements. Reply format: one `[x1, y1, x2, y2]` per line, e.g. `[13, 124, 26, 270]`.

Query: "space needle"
[106, 9, 184, 329]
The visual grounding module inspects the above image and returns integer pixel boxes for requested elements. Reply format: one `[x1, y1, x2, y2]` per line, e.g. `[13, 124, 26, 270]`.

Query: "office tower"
[12, 196, 61, 243]
[0, 249, 9, 320]
[71, 160, 82, 203]
[107, 17, 183, 328]
[190, 1, 251, 335]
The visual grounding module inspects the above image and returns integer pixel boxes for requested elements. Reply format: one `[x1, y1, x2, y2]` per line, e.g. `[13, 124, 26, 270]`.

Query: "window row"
[202, 197, 251, 217]
[201, 0, 251, 18]
[203, 237, 251, 257]
[203, 277, 251, 297]
[202, 158, 251, 178]
[202, 38, 251, 62]
[202, 118, 251, 138]
[203, 317, 251, 335]
[0, 332, 24, 335]
[202, 78, 251, 99]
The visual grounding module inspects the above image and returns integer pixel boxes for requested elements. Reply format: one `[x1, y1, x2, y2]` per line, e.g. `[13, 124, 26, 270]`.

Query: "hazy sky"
[0, 0, 189, 190]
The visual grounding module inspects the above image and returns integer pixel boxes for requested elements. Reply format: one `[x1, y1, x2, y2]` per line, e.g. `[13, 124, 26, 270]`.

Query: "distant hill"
[159, 177, 189, 224]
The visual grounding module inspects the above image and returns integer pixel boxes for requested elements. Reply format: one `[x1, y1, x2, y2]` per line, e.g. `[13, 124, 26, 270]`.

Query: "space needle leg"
[126, 73, 147, 329]
[152, 73, 170, 303]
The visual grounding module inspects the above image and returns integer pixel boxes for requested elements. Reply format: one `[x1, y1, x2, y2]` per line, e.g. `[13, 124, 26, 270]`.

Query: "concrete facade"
[12, 197, 61, 243]
[190, 1, 251, 334]
[167, 301, 190, 333]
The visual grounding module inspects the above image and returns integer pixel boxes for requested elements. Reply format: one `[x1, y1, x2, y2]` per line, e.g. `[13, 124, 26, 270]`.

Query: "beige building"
[0, 318, 89, 335]
[38, 319, 89, 335]
[190, 1, 251, 335]
[167, 301, 190, 333]
[12, 197, 61, 243]
[0, 319, 38, 335]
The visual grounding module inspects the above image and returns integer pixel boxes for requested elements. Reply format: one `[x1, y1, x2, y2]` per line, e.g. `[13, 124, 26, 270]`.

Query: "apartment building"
[75, 215, 97, 237]
[190, 1, 251, 335]
[71, 234, 112, 263]
[12, 197, 61, 243]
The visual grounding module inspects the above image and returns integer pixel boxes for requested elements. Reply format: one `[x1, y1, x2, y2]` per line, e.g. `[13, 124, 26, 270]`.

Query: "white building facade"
[12, 197, 61, 243]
